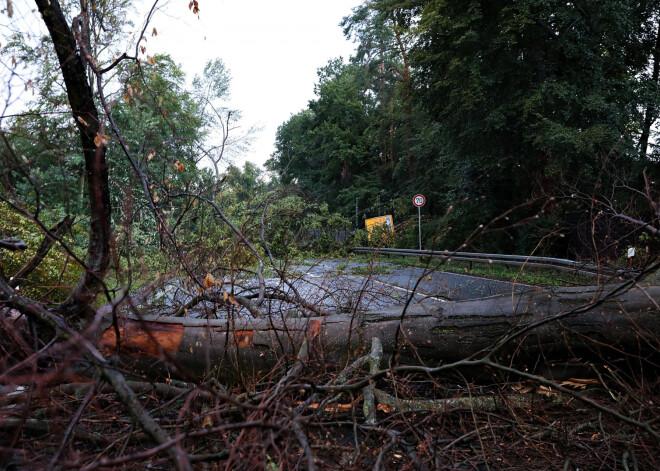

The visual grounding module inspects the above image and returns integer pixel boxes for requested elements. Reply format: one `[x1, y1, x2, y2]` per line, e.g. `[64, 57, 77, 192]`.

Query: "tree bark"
[639, 22, 660, 158]
[97, 282, 660, 381]
[35, 0, 112, 321]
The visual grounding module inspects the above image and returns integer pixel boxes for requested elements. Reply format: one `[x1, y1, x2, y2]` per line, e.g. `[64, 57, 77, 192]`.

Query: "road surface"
[144, 258, 531, 318]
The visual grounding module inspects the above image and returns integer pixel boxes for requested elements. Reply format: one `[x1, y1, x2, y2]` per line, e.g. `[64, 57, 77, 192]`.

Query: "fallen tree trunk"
[97, 282, 660, 381]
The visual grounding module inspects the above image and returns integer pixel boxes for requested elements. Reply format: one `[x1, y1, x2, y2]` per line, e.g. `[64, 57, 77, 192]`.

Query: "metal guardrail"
[351, 247, 628, 277]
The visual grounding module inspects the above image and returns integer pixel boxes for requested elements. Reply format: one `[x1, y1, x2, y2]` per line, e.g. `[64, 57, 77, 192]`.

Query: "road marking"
[373, 279, 447, 302]
[297, 262, 448, 302]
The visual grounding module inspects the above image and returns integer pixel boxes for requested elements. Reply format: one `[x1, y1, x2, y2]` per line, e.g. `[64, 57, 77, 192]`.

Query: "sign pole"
[418, 205, 422, 250]
[413, 194, 425, 251]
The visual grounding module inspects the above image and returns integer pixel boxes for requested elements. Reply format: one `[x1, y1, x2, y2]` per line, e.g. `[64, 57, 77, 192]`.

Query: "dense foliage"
[268, 0, 660, 256]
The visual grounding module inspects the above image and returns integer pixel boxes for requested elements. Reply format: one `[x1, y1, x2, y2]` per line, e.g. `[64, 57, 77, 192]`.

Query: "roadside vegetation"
[345, 253, 597, 287]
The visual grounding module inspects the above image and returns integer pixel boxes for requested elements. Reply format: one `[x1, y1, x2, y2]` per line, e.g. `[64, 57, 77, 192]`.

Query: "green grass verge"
[346, 253, 594, 286]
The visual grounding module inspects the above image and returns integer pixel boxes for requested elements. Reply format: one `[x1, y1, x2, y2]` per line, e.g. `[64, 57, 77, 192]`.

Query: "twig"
[47, 378, 101, 469]
[291, 417, 317, 471]
[373, 390, 559, 413]
[0, 278, 193, 470]
[0, 238, 27, 251]
[0, 419, 107, 445]
[363, 337, 382, 424]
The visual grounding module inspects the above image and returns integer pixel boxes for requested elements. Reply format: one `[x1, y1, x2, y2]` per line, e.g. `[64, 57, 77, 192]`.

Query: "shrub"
[0, 203, 82, 303]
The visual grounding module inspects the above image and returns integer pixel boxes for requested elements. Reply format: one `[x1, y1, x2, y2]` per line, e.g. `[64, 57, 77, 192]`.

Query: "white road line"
[373, 279, 447, 302]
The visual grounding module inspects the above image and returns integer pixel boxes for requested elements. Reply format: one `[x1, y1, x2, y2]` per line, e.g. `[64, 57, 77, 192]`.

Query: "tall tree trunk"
[393, 23, 413, 177]
[98, 283, 660, 381]
[36, 0, 111, 321]
[639, 23, 660, 158]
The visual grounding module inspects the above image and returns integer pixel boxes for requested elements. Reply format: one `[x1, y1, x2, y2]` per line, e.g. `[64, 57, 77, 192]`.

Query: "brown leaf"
[559, 378, 598, 389]
[76, 116, 88, 127]
[535, 385, 555, 397]
[202, 273, 215, 290]
[303, 402, 352, 412]
[511, 383, 534, 394]
[147, 150, 156, 160]
[94, 133, 110, 147]
[123, 94, 130, 104]
[152, 27, 158, 36]
[201, 415, 213, 428]
[147, 56, 156, 66]
[228, 296, 240, 307]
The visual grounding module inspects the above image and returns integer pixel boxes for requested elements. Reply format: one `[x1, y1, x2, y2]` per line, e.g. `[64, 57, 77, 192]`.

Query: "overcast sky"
[146, 0, 362, 169]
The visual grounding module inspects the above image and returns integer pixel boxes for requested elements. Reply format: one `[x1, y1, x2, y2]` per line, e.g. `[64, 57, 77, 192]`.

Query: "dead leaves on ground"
[511, 378, 599, 396]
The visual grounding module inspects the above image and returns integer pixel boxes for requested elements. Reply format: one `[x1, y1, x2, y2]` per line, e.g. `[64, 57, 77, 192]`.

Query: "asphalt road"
[139, 256, 535, 319]
[144, 258, 530, 318]
[287, 258, 527, 311]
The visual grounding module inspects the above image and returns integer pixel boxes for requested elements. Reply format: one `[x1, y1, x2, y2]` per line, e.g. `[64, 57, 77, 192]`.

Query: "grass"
[347, 253, 595, 286]
[349, 264, 394, 276]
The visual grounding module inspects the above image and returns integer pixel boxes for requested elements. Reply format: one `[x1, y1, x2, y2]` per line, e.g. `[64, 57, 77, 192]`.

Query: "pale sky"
[1, 0, 362, 168]
[146, 0, 362, 168]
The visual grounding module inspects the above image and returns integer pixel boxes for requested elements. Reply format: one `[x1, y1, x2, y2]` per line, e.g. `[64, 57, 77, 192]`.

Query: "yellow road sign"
[365, 215, 394, 234]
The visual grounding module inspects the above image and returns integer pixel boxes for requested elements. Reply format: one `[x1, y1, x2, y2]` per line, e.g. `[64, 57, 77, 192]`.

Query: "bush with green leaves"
[0, 203, 82, 303]
[262, 196, 351, 259]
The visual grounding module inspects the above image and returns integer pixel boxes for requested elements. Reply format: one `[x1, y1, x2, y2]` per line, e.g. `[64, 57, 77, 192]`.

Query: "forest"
[1, 0, 659, 469]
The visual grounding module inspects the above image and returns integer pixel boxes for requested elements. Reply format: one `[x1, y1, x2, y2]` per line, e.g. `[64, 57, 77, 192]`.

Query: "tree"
[411, 0, 660, 243]
[269, 60, 378, 215]
[192, 58, 257, 185]
[31, 0, 112, 319]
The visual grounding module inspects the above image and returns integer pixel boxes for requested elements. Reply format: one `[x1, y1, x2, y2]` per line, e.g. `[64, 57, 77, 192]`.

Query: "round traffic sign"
[413, 194, 426, 207]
